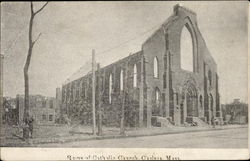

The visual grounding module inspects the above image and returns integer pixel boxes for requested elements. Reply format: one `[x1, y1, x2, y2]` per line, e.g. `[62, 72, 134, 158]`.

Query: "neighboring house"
[61, 4, 221, 128]
[221, 99, 248, 124]
[16, 95, 58, 125]
[0, 54, 4, 126]
[55, 87, 62, 123]
[3, 97, 18, 125]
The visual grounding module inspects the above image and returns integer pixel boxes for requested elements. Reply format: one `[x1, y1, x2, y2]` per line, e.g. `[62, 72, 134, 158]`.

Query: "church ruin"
[61, 4, 222, 128]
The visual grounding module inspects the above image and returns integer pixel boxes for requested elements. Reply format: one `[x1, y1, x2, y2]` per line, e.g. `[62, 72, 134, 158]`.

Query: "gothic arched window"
[152, 87, 161, 116]
[120, 69, 124, 91]
[180, 24, 193, 72]
[153, 57, 159, 78]
[133, 64, 137, 88]
[156, 88, 160, 107]
[109, 74, 112, 104]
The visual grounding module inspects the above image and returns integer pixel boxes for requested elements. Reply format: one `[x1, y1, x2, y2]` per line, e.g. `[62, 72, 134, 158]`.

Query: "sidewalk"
[2, 124, 247, 146]
[29, 124, 247, 146]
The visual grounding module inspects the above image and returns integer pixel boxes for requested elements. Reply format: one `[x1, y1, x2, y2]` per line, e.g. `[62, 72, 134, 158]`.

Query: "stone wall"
[61, 4, 220, 127]
[142, 4, 219, 126]
[61, 52, 144, 127]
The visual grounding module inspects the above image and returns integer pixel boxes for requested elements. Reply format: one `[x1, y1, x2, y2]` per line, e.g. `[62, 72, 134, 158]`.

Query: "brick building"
[61, 4, 221, 127]
[1, 54, 4, 126]
[3, 97, 18, 125]
[221, 99, 248, 124]
[16, 95, 58, 125]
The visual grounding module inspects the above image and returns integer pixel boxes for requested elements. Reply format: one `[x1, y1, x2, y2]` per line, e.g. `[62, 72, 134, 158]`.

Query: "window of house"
[120, 69, 124, 91]
[109, 74, 112, 104]
[49, 115, 53, 121]
[133, 64, 137, 88]
[42, 100, 46, 108]
[42, 114, 46, 121]
[49, 100, 53, 108]
[153, 57, 159, 78]
[180, 24, 193, 72]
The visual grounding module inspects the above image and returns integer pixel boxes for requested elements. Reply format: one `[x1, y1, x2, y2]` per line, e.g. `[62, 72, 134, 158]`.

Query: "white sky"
[1, 1, 248, 104]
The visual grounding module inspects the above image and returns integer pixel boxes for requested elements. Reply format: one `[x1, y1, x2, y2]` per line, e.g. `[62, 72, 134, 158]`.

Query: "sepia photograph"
[0, 1, 249, 160]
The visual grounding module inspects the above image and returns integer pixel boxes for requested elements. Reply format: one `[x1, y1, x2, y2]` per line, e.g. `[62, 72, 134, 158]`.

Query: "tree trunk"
[23, 11, 34, 123]
[23, 71, 29, 122]
[22, 2, 48, 139]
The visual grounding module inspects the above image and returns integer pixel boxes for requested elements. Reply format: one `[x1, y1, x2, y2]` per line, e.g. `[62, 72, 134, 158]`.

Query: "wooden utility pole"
[120, 90, 125, 135]
[92, 49, 96, 136]
[97, 64, 103, 136]
[120, 62, 128, 135]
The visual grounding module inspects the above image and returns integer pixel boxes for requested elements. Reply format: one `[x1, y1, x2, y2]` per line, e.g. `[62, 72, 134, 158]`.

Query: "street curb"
[32, 125, 247, 145]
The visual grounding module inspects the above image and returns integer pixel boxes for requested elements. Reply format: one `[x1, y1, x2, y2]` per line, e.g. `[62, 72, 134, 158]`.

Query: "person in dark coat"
[211, 115, 215, 128]
[28, 116, 34, 138]
[23, 117, 30, 139]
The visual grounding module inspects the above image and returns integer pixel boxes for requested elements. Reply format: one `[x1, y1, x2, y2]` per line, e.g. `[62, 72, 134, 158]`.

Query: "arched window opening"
[120, 69, 124, 91]
[156, 88, 160, 107]
[109, 74, 112, 104]
[208, 70, 212, 86]
[199, 95, 203, 108]
[133, 64, 137, 88]
[153, 57, 159, 78]
[209, 94, 213, 112]
[180, 24, 193, 72]
[152, 88, 161, 116]
[176, 93, 179, 105]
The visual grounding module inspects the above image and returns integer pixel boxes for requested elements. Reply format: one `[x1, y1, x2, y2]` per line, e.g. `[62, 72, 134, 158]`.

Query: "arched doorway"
[186, 86, 198, 117]
[152, 87, 161, 116]
[209, 94, 214, 117]
[182, 83, 198, 118]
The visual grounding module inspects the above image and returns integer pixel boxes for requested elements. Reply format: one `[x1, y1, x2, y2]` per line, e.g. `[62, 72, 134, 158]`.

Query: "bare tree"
[23, 2, 49, 123]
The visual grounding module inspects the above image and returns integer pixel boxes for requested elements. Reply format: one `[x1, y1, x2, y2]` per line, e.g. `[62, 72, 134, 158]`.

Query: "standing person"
[23, 117, 30, 140]
[28, 116, 34, 138]
[211, 115, 215, 128]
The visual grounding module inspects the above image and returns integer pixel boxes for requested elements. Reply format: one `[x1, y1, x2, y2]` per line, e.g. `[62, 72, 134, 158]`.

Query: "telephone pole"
[120, 62, 128, 135]
[92, 49, 96, 136]
[97, 64, 103, 136]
